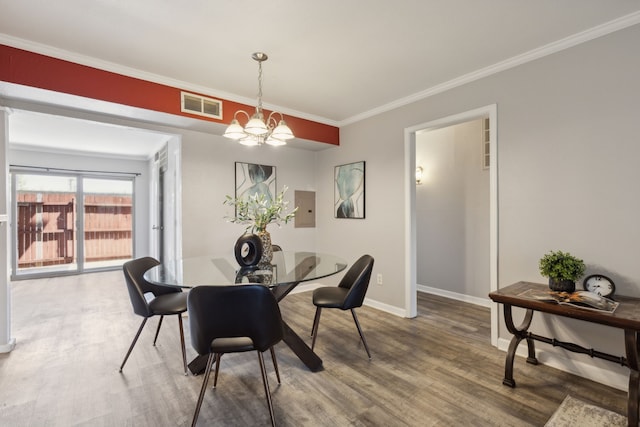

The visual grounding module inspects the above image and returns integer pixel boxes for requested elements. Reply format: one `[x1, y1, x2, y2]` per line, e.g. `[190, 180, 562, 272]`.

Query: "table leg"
[282, 320, 323, 371]
[624, 329, 640, 427]
[502, 304, 536, 387]
[272, 283, 297, 303]
[271, 272, 323, 371]
[188, 354, 213, 376]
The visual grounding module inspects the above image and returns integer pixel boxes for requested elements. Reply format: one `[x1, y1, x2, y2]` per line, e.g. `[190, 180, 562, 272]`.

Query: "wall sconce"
[415, 166, 423, 185]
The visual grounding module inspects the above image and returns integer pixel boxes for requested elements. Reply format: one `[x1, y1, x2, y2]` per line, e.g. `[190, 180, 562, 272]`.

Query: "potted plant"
[538, 250, 586, 293]
[224, 186, 297, 264]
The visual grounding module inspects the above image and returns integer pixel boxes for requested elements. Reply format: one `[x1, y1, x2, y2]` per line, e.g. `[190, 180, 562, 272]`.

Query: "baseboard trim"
[362, 298, 407, 317]
[296, 284, 628, 390]
[291, 284, 407, 317]
[0, 338, 16, 353]
[294, 284, 490, 317]
[417, 284, 492, 308]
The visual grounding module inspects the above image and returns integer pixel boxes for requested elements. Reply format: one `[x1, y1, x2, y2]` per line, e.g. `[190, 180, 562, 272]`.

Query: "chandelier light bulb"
[271, 120, 295, 140]
[244, 113, 269, 136]
[222, 119, 246, 140]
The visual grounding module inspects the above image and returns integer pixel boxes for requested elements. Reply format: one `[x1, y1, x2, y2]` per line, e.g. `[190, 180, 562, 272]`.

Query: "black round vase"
[234, 234, 263, 267]
[549, 278, 576, 293]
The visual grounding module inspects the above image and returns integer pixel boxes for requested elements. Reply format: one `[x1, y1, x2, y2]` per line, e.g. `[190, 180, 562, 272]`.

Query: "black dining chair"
[119, 257, 188, 375]
[310, 254, 374, 359]
[188, 284, 284, 427]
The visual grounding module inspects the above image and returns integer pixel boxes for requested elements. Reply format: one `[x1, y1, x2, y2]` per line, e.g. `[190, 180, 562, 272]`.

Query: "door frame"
[149, 135, 182, 263]
[404, 104, 498, 345]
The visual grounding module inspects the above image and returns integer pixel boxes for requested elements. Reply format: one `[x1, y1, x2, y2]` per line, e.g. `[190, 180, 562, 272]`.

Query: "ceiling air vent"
[181, 91, 223, 119]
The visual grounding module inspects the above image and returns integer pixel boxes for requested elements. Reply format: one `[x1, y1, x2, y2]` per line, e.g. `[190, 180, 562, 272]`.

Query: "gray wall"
[316, 24, 640, 388]
[416, 119, 490, 300]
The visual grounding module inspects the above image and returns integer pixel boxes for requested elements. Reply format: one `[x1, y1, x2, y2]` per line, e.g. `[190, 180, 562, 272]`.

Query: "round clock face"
[583, 274, 615, 298]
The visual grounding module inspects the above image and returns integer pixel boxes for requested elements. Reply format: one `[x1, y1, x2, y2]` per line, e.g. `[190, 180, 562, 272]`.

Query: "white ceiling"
[8, 110, 172, 159]
[1, 1, 640, 156]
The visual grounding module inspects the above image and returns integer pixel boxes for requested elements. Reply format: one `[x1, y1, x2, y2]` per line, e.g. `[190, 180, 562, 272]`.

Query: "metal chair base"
[191, 349, 279, 427]
[311, 307, 372, 359]
[119, 315, 187, 375]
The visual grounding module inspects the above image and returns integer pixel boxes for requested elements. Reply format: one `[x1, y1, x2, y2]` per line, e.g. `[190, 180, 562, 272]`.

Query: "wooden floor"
[0, 271, 628, 426]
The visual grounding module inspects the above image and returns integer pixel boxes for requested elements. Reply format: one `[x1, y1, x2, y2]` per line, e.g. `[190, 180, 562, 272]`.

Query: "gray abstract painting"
[235, 162, 276, 204]
[334, 161, 365, 219]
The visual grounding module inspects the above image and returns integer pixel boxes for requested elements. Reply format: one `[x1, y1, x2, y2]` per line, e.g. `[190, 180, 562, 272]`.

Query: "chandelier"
[223, 52, 294, 146]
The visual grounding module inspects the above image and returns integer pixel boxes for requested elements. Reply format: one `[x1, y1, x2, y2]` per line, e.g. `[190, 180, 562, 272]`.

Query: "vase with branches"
[224, 186, 297, 264]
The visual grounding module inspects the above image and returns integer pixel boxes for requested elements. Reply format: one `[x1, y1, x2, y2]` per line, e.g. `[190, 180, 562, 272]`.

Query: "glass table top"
[144, 251, 348, 289]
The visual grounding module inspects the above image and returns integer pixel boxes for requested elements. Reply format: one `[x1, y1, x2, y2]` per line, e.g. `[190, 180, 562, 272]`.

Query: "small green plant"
[224, 186, 298, 233]
[539, 250, 586, 281]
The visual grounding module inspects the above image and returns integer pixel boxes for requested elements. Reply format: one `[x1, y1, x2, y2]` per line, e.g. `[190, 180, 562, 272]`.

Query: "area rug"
[545, 395, 627, 427]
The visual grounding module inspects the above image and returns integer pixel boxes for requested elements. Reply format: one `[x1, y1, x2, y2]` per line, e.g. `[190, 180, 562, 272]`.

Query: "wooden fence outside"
[17, 192, 132, 268]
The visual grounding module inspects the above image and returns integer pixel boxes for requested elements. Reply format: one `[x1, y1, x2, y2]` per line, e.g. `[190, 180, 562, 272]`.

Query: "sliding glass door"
[83, 178, 133, 269]
[14, 174, 77, 274]
[12, 171, 134, 278]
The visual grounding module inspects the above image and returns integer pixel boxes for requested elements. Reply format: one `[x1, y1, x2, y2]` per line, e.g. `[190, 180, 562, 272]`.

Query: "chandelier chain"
[256, 60, 263, 114]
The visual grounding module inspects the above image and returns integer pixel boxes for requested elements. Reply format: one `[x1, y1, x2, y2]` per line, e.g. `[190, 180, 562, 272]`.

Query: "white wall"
[416, 119, 490, 300]
[0, 107, 13, 352]
[178, 131, 319, 258]
[7, 123, 320, 262]
[317, 24, 640, 388]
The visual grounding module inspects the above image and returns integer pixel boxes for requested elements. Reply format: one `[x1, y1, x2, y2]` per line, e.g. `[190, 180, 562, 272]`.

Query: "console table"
[489, 281, 640, 427]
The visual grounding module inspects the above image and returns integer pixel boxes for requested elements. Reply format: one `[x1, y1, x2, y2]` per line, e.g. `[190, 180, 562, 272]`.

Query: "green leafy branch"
[224, 186, 298, 233]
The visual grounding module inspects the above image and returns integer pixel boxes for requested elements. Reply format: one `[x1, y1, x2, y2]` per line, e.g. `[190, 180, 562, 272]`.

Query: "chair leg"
[269, 347, 281, 384]
[119, 318, 148, 372]
[153, 315, 164, 346]
[213, 353, 222, 388]
[178, 314, 188, 375]
[351, 309, 371, 359]
[191, 353, 215, 427]
[311, 306, 322, 350]
[258, 351, 276, 427]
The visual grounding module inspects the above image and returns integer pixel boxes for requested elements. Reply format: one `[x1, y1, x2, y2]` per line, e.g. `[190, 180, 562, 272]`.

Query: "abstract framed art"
[334, 161, 365, 219]
[235, 162, 276, 205]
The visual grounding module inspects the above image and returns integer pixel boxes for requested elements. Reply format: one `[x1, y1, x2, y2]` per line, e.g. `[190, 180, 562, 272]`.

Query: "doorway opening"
[415, 118, 490, 303]
[404, 104, 498, 345]
[7, 109, 182, 279]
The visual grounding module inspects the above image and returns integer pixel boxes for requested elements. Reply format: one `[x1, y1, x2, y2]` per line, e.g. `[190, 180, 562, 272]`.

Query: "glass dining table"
[144, 250, 348, 373]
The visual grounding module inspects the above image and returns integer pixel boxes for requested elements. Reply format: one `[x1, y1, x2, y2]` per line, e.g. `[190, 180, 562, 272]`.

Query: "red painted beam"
[0, 44, 339, 145]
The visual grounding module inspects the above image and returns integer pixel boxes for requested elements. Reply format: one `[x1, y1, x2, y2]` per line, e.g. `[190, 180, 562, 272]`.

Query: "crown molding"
[0, 34, 339, 128]
[340, 11, 640, 126]
[2, 11, 639, 129]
